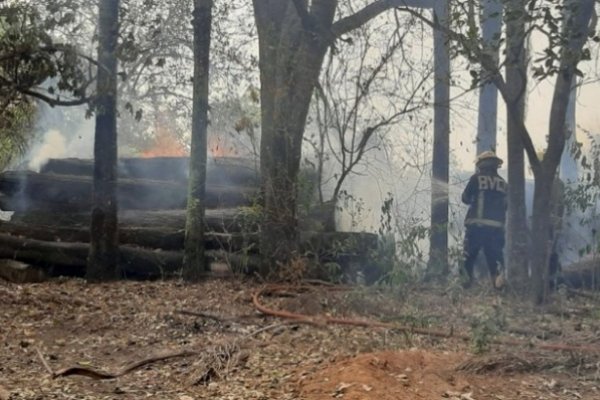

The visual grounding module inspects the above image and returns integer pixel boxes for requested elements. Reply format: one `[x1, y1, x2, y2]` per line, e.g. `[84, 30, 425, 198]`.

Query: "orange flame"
[141, 125, 188, 158]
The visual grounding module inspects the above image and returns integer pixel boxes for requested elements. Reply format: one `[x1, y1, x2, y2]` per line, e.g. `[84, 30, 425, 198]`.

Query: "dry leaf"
[0, 385, 10, 400]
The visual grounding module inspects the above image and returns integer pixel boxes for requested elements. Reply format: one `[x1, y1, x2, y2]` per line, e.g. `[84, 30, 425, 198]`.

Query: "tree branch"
[332, 0, 433, 38]
[397, 5, 543, 171]
[20, 88, 91, 107]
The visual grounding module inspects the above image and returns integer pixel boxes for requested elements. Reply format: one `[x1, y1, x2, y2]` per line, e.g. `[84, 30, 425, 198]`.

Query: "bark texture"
[427, 1, 450, 276]
[529, 0, 595, 304]
[87, 0, 120, 281]
[253, 0, 336, 270]
[476, 0, 502, 153]
[251, 0, 434, 273]
[183, 0, 213, 281]
[504, 0, 529, 286]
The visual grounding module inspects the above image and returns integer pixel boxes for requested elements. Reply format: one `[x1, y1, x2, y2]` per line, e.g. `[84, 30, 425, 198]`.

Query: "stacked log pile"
[0, 157, 377, 281]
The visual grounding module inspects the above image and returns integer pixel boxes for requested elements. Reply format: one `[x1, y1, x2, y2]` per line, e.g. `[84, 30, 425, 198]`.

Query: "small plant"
[274, 256, 310, 283]
[371, 193, 426, 285]
[469, 305, 506, 354]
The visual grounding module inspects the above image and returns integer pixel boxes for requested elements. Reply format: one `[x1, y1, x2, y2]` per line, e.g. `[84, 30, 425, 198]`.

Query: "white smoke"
[27, 129, 67, 171]
[25, 105, 95, 171]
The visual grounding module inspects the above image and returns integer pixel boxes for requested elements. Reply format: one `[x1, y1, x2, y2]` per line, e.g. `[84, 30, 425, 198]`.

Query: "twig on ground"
[176, 310, 257, 323]
[35, 346, 54, 376]
[51, 318, 294, 380]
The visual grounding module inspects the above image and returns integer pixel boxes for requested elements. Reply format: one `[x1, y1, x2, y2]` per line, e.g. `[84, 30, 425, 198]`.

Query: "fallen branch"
[53, 350, 198, 379]
[252, 285, 600, 354]
[49, 322, 292, 380]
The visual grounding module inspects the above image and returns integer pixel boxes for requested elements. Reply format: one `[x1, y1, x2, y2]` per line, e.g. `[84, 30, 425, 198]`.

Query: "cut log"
[40, 156, 259, 185]
[10, 208, 259, 232]
[0, 218, 375, 256]
[0, 233, 182, 278]
[0, 229, 377, 280]
[0, 171, 258, 211]
[0, 233, 264, 278]
[0, 221, 258, 251]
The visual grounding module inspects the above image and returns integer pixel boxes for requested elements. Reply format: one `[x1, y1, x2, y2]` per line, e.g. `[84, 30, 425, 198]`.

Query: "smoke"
[24, 105, 95, 171]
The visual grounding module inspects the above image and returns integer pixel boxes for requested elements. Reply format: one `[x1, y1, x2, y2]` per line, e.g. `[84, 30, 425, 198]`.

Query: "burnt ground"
[1, 278, 599, 400]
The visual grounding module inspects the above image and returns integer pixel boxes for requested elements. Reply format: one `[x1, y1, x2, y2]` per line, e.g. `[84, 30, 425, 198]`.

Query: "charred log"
[0, 220, 374, 257]
[0, 233, 263, 278]
[0, 221, 258, 251]
[40, 156, 259, 186]
[0, 171, 258, 211]
[10, 208, 258, 232]
[0, 233, 181, 278]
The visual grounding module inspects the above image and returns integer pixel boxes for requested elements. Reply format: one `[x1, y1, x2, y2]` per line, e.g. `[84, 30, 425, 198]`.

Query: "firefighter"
[461, 151, 507, 289]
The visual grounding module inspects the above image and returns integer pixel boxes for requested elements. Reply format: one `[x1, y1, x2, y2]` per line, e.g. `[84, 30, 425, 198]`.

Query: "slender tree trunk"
[504, 0, 529, 287]
[476, 0, 502, 153]
[427, 1, 450, 276]
[183, 0, 213, 281]
[529, 0, 595, 304]
[87, 0, 120, 281]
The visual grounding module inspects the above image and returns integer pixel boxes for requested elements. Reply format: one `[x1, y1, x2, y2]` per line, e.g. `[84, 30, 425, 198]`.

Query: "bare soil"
[1, 278, 599, 399]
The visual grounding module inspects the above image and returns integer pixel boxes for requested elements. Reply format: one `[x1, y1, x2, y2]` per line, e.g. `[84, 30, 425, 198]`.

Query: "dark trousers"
[463, 225, 505, 283]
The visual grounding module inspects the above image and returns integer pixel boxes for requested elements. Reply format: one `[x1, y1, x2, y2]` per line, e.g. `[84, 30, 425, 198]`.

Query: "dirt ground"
[1, 278, 599, 400]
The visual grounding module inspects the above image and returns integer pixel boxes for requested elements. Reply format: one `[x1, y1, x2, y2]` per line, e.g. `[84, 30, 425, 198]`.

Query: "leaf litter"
[0, 278, 599, 399]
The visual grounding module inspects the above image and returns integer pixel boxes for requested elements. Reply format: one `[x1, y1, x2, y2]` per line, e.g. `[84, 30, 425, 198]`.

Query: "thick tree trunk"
[87, 0, 120, 281]
[504, 0, 529, 286]
[427, 1, 450, 276]
[253, 1, 335, 272]
[183, 0, 213, 281]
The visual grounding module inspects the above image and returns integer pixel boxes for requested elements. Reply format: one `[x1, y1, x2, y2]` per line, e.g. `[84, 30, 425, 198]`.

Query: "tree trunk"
[253, 0, 336, 272]
[529, 0, 595, 304]
[427, 1, 450, 276]
[251, 0, 436, 273]
[184, 0, 213, 281]
[560, 81, 579, 184]
[476, 0, 502, 153]
[87, 0, 120, 281]
[504, 0, 529, 286]
[530, 169, 554, 303]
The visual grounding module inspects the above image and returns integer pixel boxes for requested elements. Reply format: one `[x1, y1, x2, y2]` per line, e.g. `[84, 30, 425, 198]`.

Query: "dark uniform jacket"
[461, 170, 507, 228]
